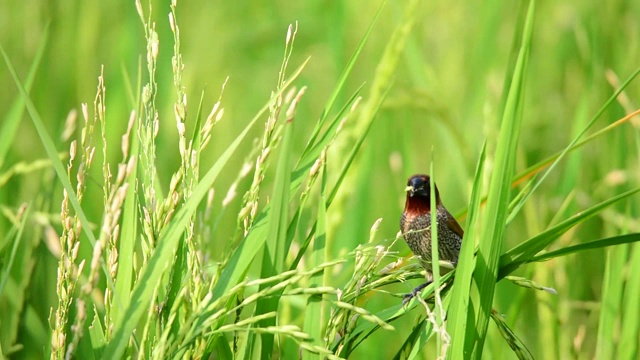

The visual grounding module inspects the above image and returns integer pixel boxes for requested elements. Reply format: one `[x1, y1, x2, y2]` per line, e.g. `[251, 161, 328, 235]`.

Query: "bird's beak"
[405, 185, 415, 196]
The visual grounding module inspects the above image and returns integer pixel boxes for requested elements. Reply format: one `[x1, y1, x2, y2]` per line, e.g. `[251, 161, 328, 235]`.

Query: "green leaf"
[490, 310, 533, 360]
[528, 233, 640, 263]
[0, 204, 29, 298]
[0, 23, 48, 170]
[447, 142, 486, 359]
[302, 170, 328, 360]
[390, 318, 431, 360]
[89, 306, 106, 359]
[0, 37, 100, 250]
[255, 116, 295, 359]
[619, 242, 640, 360]
[470, 1, 535, 357]
[304, 3, 384, 149]
[498, 188, 640, 278]
[595, 240, 626, 359]
[111, 113, 140, 327]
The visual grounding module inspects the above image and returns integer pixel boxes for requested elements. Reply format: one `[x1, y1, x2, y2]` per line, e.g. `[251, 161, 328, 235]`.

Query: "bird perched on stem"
[400, 174, 463, 305]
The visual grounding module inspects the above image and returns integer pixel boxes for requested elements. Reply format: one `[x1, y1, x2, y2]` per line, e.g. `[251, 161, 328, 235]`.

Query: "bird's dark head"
[404, 174, 440, 212]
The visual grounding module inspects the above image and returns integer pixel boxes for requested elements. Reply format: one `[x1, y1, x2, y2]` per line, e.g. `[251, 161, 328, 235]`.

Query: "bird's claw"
[402, 281, 431, 307]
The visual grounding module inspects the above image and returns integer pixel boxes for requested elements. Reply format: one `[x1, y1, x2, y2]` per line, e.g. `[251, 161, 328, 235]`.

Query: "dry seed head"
[179, 138, 186, 158]
[222, 183, 237, 207]
[336, 117, 348, 135]
[215, 107, 224, 124]
[75, 219, 82, 236]
[176, 113, 186, 136]
[286, 86, 306, 119]
[90, 241, 102, 275]
[135, 0, 143, 17]
[71, 242, 80, 260]
[350, 96, 362, 112]
[81, 103, 89, 123]
[169, 172, 181, 192]
[370, 218, 382, 235]
[378, 258, 403, 275]
[142, 85, 151, 103]
[62, 109, 77, 141]
[260, 147, 271, 164]
[53, 331, 66, 350]
[101, 214, 112, 235]
[88, 147, 96, 165]
[76, 163, 84, 184]
[112, 224, 120, 243]
[286, 24, 293, 45]
[66, 230, 75, 250]
[116, 163, 126, 184]
[171, 190, 180, 206]
[75, 298, 86, 322]
[154, 118, 160, 137]
[151, 30, 159, 59]
[309, 157, 322, 177]
[238, 204, 252, 219]
[374, 245, 385, 263]
[239, 162, 253, 178]
[126, 157, 136, 177]
[169, 12, 175, 33]
[117, 183, 129, 201]
[207, 102, 220, 122]
[284, 87, 297, 105]
[355, 275, 367, 295]
[76, 260, 86, 278]
[45, 226, 61, 258]
[69, 140, 77, 161]
[190, 149, 197, 168]
[206, 188, 215, 207]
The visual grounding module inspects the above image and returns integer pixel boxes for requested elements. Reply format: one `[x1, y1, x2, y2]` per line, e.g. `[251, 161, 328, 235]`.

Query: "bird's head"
[404, 174, 440, 212]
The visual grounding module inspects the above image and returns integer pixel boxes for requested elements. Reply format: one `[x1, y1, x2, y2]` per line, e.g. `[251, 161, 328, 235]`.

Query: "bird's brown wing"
[446, 211, 465, 238]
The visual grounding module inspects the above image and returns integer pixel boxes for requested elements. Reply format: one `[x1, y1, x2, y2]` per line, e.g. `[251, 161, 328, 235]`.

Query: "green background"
[1, 0, 639, 358]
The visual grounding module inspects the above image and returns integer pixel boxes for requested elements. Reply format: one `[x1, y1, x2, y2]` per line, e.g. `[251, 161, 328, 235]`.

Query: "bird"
[400, 174, 463, 305]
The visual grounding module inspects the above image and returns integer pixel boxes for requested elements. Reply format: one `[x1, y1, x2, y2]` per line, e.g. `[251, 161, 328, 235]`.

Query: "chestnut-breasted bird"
[400, 174, 463, 304]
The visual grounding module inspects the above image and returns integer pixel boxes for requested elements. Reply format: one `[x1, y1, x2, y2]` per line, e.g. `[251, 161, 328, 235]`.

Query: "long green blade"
[470, 1, 535, 357]
[447, 142, 486, 359]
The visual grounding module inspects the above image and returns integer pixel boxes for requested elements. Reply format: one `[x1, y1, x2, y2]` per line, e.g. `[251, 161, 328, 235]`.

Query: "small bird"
[400, 174, 463, 304]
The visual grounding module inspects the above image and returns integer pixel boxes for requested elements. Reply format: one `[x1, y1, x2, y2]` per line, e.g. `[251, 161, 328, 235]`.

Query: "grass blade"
[595, 244, 626, 359]
[0, 24, 48, 170]
[304, 2, 385, 148]
[0, 43, 99, 248]
[490, 310, 533, 360]
[470, 1, 535, 357]
[302, 169, 328, 360]
[110, 113, 139, 326]
[528, 233, 640, 263]
[499, 187, 640, 278]
[447, 142, 486, 359]
[619, 242, 640, 360]
[0, 205, 29, 297]
[255, 114, 295, 358]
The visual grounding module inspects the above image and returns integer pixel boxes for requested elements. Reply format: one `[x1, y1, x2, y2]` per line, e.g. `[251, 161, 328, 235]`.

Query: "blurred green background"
[1, 0, 639, 358]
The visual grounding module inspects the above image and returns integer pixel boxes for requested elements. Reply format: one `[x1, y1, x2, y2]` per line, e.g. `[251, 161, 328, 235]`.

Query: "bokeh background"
[1, 0, 639, 358]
